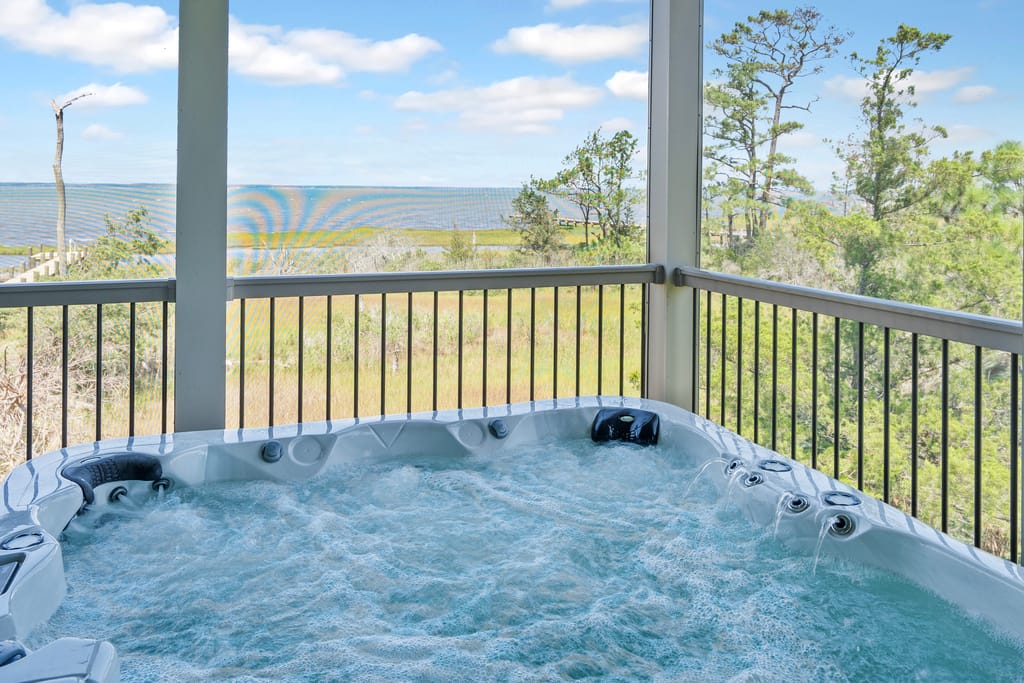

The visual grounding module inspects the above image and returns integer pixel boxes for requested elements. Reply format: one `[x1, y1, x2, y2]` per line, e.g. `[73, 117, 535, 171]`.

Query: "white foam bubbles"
[27, 438, 1024, 681]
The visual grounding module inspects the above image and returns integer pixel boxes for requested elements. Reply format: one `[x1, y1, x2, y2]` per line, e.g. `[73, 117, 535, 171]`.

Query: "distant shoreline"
[0, 182, 522, 190]
[0, 224, 589, 256]
[0, 184, 624, 250]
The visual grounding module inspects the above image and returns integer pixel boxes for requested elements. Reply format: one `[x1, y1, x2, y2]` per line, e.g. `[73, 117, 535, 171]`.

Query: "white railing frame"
[676, 267, 1022, 354]
[3, 267, 1016, 354]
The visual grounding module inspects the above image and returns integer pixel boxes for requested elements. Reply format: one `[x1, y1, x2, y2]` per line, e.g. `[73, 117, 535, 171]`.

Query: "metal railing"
[678, 266, 1023, 562]
[0, 279, 176, 460]
[0, 266, 659, 464]
[226, 265, 660, 428]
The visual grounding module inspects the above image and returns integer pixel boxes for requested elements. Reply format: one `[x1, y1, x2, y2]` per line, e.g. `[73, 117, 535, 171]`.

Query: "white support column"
[174, 0, 228, 432]
[646, 0, 703, 409]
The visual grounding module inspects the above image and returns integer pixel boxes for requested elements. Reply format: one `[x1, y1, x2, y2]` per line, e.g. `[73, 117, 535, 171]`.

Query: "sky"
[0, 0, 1019, 191]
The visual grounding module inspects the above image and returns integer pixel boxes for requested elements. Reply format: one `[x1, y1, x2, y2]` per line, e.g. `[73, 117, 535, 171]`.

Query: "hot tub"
[1, 397, 1022, 681]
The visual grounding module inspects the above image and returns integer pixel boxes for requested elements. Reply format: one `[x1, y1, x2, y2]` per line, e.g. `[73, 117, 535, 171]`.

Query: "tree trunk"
[50, 93, 90, 278]
[51, 103, 67, 277]
[759, 93, 786, 233]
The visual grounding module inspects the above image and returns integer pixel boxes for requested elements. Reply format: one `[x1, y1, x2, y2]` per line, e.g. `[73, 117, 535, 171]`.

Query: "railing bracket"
[672, 267, 685, 288]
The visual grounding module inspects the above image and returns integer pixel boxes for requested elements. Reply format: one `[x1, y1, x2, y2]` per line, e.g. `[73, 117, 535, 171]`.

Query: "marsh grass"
[0, 286, 644, 478]
[224, 287, 644, 428]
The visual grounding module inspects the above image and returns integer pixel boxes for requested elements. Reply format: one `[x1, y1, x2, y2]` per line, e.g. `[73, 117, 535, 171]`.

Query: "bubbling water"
[30, 439, 1024, 682]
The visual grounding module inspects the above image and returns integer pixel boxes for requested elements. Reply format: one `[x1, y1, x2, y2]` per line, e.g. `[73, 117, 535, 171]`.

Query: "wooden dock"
[508, 215, 592, 228]
[3, 249, 87, 284]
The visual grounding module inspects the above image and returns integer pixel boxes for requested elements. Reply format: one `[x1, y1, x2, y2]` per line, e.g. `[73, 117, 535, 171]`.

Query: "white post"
[174, 0, 228, 432]
[646, 0, 702, 409]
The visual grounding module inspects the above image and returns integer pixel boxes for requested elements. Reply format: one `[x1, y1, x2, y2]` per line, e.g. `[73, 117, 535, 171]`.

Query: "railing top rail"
[0, 266, 664, 309]
[2, 266, 1018, 354]
[0, 278, 176, 308]
[229, 264, 665, 300]
[676, 266, 1023, 354]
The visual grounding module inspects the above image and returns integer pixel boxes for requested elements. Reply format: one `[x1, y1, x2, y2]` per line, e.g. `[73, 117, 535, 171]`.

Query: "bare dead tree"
[51, 92, 91, 276]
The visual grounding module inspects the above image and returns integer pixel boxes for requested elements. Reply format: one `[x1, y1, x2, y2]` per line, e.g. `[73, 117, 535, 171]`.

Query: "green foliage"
[532, 128, 644, 261]
[505, 180, 565, 263]
[794, 208, 893, 296]
[980, 140, 1024, 217]
[837, 24, 951, 221]
[67, 206, 169, 281]
[598, 130, 643, 249]
[924, 152, 986, 223]
[574, 226, 645, 266]
[701, 18, 1021, 314]
[541, 131, 603, 247]
[705, 6, 846, 238]
[443, 224, 477, 268]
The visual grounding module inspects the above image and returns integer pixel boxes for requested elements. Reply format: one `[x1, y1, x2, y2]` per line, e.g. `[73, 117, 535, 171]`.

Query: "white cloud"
[823, 75, 869, 101]
[825, 67, 975, 102]
[394, 76, 603, 134]
[600, 117, 635, 133]
[493, 23, 647, 64]
[546, 0, 645, 9]
[0, 0, 177, 72]
[403, 119, 430, 133]
[941, 123, 992, 146]
[777, 130, 822, 149]
[58, 83, 148, 108]
[81, 124, 123, 141]
[909, 67, 974, 96]
[429, 68, 460, 86]
[227, 19, 444, 86]
[284, 29, 441, 73]
[606, 70, 647, 99]
[0, 1, 442, 86]
[228, 20, 341, 85]
[954, 84, 997, 103]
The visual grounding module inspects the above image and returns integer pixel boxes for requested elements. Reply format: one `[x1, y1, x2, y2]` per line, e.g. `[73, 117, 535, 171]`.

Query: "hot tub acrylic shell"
[1, 396, 1024, 682]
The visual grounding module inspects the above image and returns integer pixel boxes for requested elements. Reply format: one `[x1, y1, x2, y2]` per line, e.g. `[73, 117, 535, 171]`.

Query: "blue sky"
[0, 0, 1019, 191]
